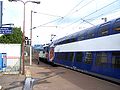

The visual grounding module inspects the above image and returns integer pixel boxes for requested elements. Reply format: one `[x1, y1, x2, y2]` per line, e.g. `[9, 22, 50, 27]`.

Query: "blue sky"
[1, 0, 120, 45]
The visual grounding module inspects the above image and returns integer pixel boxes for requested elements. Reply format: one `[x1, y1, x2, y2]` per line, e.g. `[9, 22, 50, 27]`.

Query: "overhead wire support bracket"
[81, 18, 95, 26]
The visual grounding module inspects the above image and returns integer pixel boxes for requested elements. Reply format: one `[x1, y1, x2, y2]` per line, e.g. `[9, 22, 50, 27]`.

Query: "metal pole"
[21, 1, 40, 74]
[30, 10, 33, 66]
[22, 3, 25, 75]
[9, 0, 40, 74]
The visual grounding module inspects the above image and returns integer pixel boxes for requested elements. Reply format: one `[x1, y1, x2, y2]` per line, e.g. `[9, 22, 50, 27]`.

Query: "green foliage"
[0, 27, 22, 44]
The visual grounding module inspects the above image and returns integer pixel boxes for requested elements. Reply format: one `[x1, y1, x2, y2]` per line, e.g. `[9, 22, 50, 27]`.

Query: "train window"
[65, 39, 70, 44]
[85, 52, 92, 64]
[61, 52, 65, 60]
[59, 52, 68, 61]
[60, 41, 65, 45]
[70, 38, 76, 43]
[112, 52, 120, 68]
[87, 33, 95, 39]
[57, 52, 61, 60]
[75, 52, 83, 62]
[58, 52, 66, 60]
[60, 53, 63, 60]
[55, 53, 58, 59]
[58, 53, 62, 60]
[68, 52, 74, 61]
[113, 18, 120, 31]
[98, 23, 109, 36]
[95, 52, 108, 67]
[77, 35, 85, 41]
[64, 53, 68, 60]
[58, 42, 61, 45]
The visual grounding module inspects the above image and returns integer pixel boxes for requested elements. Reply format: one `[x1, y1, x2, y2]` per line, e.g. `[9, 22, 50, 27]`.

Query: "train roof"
[53, 17, 119, 45]
[53, 26, 95, 45]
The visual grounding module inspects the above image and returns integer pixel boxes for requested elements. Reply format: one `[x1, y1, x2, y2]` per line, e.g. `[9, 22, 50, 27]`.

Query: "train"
[38, 44, 49, 61]
[45, 17, 120, 83]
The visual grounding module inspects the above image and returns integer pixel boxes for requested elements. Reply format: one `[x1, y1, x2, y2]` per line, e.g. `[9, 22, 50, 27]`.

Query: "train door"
[71, 52, 76, 69]
[82, 52, 94, 71]
[93, 52, 110, 75]
[59, 52, 74, 67]
[73, 52, 84, 70]
[109, 51, 120, 79]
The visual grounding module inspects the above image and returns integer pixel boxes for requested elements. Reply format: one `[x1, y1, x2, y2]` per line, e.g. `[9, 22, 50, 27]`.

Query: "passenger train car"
[48, 17, 120, 83]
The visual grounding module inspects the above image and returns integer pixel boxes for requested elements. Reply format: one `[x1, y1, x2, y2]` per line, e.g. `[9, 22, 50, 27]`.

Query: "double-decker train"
[47, 17, 120, 83]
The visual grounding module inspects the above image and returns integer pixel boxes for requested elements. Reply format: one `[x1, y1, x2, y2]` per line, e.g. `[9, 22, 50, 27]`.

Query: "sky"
[1, 0, 120, 45]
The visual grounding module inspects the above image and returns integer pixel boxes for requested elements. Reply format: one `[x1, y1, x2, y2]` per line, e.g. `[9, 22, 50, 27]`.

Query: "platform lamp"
[8, 0, 40, 75]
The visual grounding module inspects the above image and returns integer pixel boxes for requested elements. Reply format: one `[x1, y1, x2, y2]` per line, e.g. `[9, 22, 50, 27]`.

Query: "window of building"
[95, 52, 108, 67]
[75, 52, 83, 62]
[112, 52, 120, 68]
[84, 52, 92, 64]
[113, 18, 120, 31]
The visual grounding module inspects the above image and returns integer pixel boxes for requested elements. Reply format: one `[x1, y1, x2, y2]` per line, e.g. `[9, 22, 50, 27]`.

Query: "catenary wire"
[61, 0, 119, 29]
[57, 0, 85, 23]
[33, 17, 63, 29]
[75, 6, 120, 29]
[58, 0, 95, 24]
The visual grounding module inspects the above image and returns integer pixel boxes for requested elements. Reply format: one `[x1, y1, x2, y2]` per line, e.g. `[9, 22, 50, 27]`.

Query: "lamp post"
[29, 10, 39, 66]
[30, 10, 38, 66]
[30, 10, 33, 66]
[9, 0, 40, 75]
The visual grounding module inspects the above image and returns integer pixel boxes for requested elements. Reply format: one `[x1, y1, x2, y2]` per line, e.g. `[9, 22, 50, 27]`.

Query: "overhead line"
[86, 7, 120, 21]
[82, 0, 119, 19]
[62, 0, 119, 29]
[33, 18, 62, 29]
[75, 0, 95, 12]
[64, 0, 85, 16]
[58, 0, 95, 24]
[81, 18, 95, 26]
[62, 17, 94, 29]
[57, 0, 85, 23]
[75, 6, 120, 29]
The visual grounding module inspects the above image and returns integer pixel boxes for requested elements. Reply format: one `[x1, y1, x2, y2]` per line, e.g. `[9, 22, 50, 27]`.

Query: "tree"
[0, 27, 22, 44]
